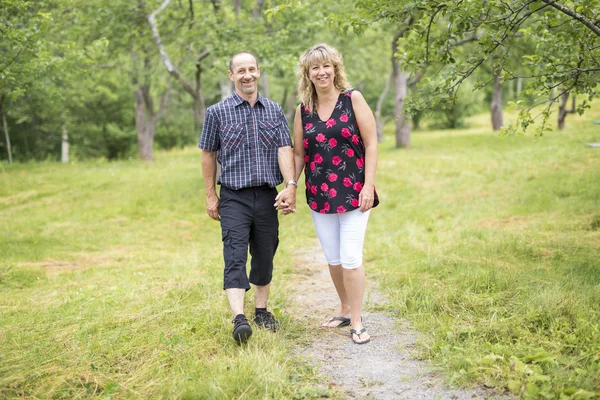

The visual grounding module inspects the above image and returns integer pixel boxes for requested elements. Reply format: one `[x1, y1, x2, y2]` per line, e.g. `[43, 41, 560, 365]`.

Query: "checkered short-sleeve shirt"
[198, 92, 293, 190]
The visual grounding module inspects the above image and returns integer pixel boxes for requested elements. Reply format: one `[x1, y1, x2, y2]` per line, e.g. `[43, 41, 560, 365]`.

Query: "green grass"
[368, 109, 600, 399]
[0, 152, 324, 398]
[1, 108, 599, 399]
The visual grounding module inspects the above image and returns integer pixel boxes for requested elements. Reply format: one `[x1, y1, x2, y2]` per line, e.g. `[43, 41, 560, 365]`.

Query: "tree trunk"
[194, 61, 206, 128]
[260, 72, 270, 98]
[254, 0, 265, 21]
[391, 26, 412, 148]
[557, 91, 574, 130]
[516, 77, 522, 99]
[135, 87, 155, 161]
[1, 108, 12, 164]
[61, 124, 69, 163]
[135, 85, 169, 161]
[375, 72, 392, 142]
[491, 71, 503, 131]
[393, 59, 411, 148]
[285, 86, 298, 124]
[408, 71, 423, 131]
[148, 0, 207, 129]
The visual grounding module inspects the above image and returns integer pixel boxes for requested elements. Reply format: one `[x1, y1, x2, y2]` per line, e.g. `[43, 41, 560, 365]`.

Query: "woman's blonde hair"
[297, 43, 351, 115]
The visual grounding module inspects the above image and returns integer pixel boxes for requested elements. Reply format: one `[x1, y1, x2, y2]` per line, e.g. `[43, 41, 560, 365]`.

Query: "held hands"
[206, 193, 220, 221]
[358, 184, 375, 212]
[274, 186, 296, 215]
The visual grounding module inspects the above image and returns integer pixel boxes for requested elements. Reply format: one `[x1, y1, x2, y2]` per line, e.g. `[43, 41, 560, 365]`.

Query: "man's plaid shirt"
[198, 92, 292, 190]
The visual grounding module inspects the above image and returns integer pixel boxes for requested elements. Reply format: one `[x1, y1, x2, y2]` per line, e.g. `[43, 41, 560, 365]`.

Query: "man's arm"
[274, 105, 296, 214]
[275, 145, 296, 214]
[199, 108, 221, 221]
[202, 150, 220, 221]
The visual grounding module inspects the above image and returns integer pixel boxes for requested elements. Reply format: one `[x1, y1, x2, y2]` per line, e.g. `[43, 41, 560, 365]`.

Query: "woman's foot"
[321, 315, 351, 328]
[350, 326, 370, 344]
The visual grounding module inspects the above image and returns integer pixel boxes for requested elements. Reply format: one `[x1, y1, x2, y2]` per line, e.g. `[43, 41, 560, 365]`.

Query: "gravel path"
[289, 245, 511, 400]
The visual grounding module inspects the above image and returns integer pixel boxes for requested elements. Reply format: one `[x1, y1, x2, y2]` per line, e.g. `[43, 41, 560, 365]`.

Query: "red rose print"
[310, 201, 317, 210]
[303, 138, 308, 149]
[310, 162, 316, 171]
[305, 123, 313, 130]
[325, 118, 336, 128]
[343, 177, 352, 187]
[351, 198, 359, 207]
[328, 173, 338, 182]
[320, 209, 327, 214]
[305, 106, 311, 113]
[304, 155, 309, 162]
[337, 205, 347, 213]
[340, 114, 349, 123]
[346, 148, 355, 157]
[329, 188, 337, 198]
[316, 133, 326, 143]
[356, 157, 364, 168]
[321, 182, 329, 191]
[329, 138, 337, 147]
[305, 181, 310, 189]
[311, 185, 317, 195]
[314, 153, 323, 164]
[341, 128, 351, 138]
[351, 134, 360, 145]
[323, 202, 330, 212]
[332, 156, 342, 166]
[353, 182, 363, 192]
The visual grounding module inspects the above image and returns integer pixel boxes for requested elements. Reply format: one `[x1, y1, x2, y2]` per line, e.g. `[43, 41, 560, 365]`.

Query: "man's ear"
[228, 70, 234, 81]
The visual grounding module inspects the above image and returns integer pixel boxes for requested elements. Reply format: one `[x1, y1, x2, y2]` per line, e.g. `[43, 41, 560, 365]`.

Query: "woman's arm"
[351, 90, 378, 212]
[293, 105, 306, 182]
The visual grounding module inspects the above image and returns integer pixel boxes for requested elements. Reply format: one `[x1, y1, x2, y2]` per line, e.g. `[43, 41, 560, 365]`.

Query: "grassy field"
[1, 108, 599, 399]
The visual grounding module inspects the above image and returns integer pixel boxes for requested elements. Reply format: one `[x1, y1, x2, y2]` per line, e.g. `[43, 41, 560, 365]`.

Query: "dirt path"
[289, 244, 510, 400]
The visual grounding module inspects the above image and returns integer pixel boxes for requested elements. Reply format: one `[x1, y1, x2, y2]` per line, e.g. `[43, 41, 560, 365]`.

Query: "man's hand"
[206, 193, 220, 221]
[274, 186, 296, 215]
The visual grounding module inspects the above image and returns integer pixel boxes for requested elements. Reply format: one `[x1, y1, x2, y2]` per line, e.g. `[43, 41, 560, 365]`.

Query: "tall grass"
[1, 108, 599, 398]
[0, 151, 325, 398]
[368, 110, 600, 399]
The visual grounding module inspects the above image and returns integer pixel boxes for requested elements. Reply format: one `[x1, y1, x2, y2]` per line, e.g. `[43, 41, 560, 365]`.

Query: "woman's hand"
[358, 184, 375, 212]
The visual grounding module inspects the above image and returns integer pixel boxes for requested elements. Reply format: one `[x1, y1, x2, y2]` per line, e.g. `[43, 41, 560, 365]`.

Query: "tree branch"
[541, 0, 600, 37]
[154, 87, 170, 121]
[148, 0, 197, 99]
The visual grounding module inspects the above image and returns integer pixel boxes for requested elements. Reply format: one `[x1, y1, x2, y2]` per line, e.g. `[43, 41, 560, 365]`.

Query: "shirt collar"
[231, 91, 264, 107]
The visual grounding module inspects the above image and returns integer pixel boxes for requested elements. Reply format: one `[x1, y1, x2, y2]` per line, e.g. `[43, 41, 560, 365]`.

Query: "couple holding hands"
[199, 43, 379, 346]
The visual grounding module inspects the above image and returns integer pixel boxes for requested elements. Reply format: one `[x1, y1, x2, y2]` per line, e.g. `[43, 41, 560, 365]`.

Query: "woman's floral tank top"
[300, 90, 379, 214]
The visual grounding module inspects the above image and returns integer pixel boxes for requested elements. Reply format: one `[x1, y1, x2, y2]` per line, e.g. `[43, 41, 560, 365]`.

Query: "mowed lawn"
[1, 108, 599, 399]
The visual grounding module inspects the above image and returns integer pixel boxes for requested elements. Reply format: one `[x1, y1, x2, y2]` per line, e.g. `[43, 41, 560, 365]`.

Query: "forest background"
[2, 0, 598, 162]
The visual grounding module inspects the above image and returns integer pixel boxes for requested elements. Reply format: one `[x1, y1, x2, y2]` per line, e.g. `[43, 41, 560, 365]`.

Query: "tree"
[351, 0, 599, 134]
[0, 0, 55, 163]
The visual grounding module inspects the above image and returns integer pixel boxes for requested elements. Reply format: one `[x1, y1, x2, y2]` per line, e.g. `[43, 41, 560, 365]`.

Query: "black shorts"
[219, 185, 279, 290]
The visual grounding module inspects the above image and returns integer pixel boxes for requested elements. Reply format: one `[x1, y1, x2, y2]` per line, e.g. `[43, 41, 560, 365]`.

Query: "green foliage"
[419, 79, 486, 129]
[345, 0, 600, 134]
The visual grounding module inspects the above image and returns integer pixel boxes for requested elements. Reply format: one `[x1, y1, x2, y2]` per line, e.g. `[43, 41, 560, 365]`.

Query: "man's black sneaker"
[253, 311, 280, 331]
[232, 314, 252, 344]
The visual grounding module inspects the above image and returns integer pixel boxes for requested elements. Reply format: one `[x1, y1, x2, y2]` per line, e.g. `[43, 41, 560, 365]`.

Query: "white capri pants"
[311, 209, 371, 269]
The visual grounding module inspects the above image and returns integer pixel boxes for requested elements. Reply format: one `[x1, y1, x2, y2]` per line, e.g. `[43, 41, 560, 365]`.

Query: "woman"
[293, 43, 379, 345]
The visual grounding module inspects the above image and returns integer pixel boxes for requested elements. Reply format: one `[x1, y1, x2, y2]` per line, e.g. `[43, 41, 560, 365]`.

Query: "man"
[199, 52, 296, 344]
